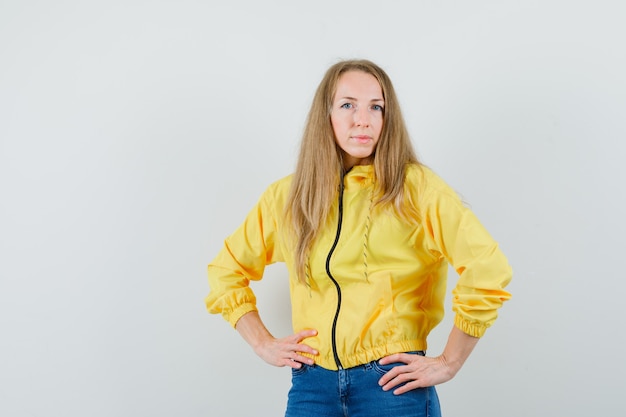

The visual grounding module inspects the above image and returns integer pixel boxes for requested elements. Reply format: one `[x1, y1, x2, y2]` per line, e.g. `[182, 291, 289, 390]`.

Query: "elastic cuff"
[226, 304, 258, 328]
[454, 315, 487, 338]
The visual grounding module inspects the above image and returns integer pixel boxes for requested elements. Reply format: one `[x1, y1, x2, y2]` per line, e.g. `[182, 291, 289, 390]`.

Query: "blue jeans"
[284, 352, 441, 417]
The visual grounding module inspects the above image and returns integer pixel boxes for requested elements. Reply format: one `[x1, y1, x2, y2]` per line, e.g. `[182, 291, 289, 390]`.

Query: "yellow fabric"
[206, 164, 512, 370]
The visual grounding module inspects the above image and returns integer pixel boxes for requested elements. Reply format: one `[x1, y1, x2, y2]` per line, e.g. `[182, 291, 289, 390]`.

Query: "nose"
[354, 106, 370, 127]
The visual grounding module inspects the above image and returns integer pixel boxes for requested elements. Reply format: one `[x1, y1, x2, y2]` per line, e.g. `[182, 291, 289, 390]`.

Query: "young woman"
[206, 59, 512, 417]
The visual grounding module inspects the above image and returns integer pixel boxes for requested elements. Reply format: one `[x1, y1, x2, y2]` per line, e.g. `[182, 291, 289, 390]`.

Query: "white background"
[1, 0, 625, 416]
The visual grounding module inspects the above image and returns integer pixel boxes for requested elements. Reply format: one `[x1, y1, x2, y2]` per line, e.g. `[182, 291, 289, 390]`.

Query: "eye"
[340, 102, 353, 109]
[371, 104, 384, 112]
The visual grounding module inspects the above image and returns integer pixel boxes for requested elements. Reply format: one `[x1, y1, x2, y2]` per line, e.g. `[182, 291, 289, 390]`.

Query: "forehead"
[334, 70, 383, 99]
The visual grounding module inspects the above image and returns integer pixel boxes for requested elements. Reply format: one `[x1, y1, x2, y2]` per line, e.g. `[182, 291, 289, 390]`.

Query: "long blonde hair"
[286, 59, 420, 282]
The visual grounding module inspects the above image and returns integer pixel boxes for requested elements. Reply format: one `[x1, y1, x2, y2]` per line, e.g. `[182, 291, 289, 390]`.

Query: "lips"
[352, 135, 372, 143]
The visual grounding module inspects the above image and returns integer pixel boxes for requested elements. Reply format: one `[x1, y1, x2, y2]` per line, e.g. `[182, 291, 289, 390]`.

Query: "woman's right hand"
[235, 311, 318, 369]
[253, 329, 319, 369]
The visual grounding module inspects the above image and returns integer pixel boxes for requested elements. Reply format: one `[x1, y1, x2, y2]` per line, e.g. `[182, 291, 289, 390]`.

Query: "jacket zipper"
[325, 176, 345, 370]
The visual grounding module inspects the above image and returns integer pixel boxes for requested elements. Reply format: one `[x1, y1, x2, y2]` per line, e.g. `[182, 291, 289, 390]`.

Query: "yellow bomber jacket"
[206, 164, 512, 370]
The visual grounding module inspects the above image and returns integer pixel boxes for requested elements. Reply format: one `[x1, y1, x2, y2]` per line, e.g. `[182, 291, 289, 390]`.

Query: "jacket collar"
[344, 165, 374, 188]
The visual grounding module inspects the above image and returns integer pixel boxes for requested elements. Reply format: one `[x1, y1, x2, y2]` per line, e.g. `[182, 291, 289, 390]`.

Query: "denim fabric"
[284, 352, 441, 417]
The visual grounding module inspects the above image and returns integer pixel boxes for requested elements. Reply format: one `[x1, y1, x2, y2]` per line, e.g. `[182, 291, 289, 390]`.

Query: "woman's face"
[330, 71, 384, 169]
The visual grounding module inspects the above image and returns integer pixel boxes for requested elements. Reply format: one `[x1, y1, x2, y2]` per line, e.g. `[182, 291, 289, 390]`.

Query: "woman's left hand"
[377, 353, 458, 395]
[378, 326, 479, 394]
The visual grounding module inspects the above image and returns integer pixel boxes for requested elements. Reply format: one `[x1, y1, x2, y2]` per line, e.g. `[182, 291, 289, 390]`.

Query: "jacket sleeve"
[205, 187, 283, 328]
[422, 179, 512, 338]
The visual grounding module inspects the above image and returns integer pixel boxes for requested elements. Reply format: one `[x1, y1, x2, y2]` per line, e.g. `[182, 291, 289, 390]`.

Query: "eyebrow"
[337, 96, 385, 102]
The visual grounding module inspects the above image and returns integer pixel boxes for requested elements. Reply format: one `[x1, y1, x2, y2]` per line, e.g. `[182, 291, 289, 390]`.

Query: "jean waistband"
[354, 350, 426, 370]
